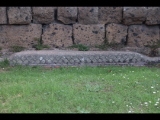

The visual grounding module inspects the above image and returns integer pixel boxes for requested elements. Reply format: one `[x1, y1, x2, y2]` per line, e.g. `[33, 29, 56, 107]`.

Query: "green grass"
[10, 46, 25, 52]
[0, 65, 160, 113]
[34, 44, 50, 50]
[33, 38, 50, 50]
[0, 59, 10, 68]
[68, 44, 90, 51]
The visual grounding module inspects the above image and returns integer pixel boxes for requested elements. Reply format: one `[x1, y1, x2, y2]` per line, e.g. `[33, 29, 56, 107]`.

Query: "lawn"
[0, 63, 160, 113]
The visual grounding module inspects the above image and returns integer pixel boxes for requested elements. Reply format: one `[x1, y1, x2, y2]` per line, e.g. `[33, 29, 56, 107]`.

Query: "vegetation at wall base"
[145, 40, 160, 57]
[9, 46, 25, 52]
[33, 38, 50, 50]
[95, 41, 125, 51]
[0, 58, 10, 68]
[68, 44, 90, 51]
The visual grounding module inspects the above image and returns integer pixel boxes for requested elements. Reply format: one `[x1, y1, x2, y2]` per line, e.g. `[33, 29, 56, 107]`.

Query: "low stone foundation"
[8, 50, 160, 67]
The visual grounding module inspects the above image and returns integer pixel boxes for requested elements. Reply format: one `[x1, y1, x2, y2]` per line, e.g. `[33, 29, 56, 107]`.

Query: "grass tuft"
[68, 44, 89, 51]
[33, 38, 50, 50]
[0, 58, 10, 68]
[10, 46, 25, 52]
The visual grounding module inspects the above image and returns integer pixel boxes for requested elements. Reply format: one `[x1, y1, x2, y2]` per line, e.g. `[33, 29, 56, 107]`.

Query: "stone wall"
[0, 7, 160, 56]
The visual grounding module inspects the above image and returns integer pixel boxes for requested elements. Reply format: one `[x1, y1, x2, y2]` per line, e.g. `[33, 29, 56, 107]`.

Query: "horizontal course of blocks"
[0, 7, 160, 57]
[1, 7, 160, 25]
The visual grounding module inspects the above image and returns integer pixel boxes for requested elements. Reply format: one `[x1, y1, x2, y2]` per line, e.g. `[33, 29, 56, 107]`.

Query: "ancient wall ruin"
[0, 7, 160, 56]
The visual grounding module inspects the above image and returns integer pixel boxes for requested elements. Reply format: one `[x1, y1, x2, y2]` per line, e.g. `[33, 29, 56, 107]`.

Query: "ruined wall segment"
[0, 7, 160, 56]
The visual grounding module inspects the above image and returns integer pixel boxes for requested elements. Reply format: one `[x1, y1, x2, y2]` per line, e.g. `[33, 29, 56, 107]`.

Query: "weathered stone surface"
[121, 47, 151, 56]
[73, 24, 105, 46]
[106, 23, 128, 44]
[0, 24, 42, 49]
[146, 7, 160, 25]
[123, 7, 148, 25]
[42, 24, 73, 48]
[128, 25, 159, 47]
[32, 7, 56, 24]
[57, 7, 77, 24]
[157, 48, 160, 56]
[0, 7, 7, 24]
[98, 7, 122, 24]
[78, 7, 98, 24]
[7, 7, 32, 24]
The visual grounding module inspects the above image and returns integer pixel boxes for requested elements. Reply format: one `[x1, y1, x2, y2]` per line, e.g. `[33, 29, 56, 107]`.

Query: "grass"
[0, 65, 160, 113]
[68, 44, 89, 51]
[0, 59, 10, 68]
[33, 38, 50, 50]
[9, 46, 25, 52]
[145, 40, 160, 57]
[95, 41, 125, 51]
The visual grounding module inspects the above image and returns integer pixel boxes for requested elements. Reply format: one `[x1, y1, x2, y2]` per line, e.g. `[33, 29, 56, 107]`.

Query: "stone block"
[106, 23, 128, 44]
[0, 24, 42, 49]
[78, 7, 98, 24]
[7, 7, 32, 24]
[98, 7, 122, 24]
[42, 23, 73, 48]
[128, 25, 159, 47]
[123, 7, 148, 25]
[57, 7, 77, 24]
[73, 24, 105, 46]
[0, 7, 7, 24]
[145, 7, 160, 25]
[32, 7, 56, 24]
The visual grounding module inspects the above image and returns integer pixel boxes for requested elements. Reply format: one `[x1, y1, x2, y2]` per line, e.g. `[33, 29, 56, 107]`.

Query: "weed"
[0, 58, 10, 68]
[10, 46, 25, 52]
[145, 40, 160, 57]
[95, 40, 125, 50]
[33, 38, 50, 50]
[68, 44, 89, 51]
